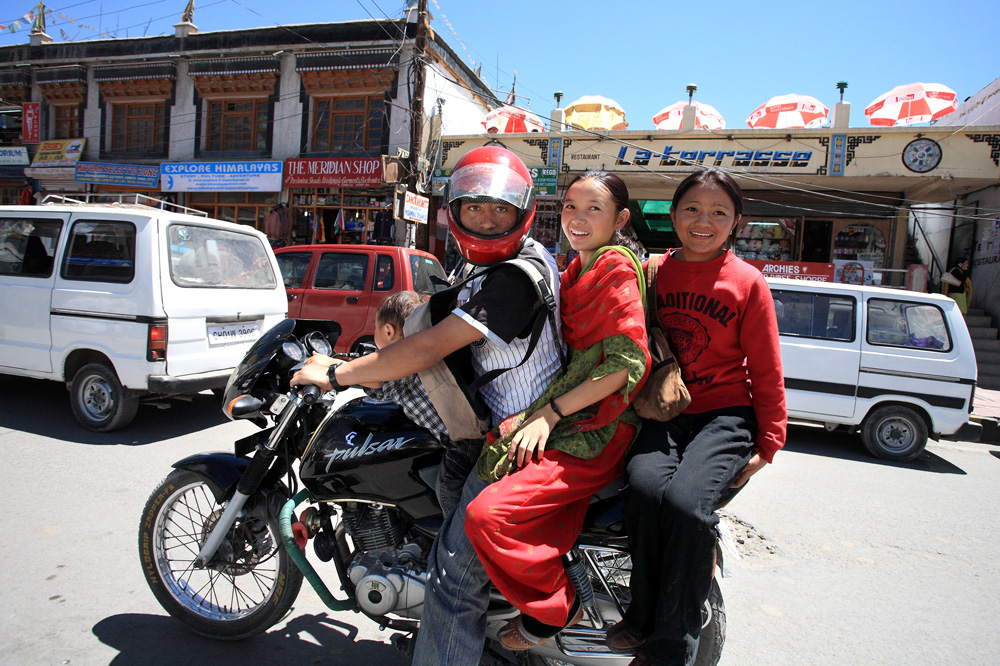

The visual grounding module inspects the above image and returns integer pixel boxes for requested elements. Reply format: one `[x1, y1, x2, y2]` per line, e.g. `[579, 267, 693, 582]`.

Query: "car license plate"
[208, 320, 262, 346]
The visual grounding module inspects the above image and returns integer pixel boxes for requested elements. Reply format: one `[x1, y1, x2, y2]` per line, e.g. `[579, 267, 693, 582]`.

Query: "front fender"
[172, 452, 293, 520]
[172, 452, 249, 502]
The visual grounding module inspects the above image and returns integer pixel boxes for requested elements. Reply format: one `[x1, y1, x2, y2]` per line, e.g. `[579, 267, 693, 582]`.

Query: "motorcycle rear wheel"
[138, 469, 303, 640]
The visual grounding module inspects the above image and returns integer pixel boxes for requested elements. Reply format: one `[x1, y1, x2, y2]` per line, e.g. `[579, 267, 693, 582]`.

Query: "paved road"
[1, 373, 999, 665]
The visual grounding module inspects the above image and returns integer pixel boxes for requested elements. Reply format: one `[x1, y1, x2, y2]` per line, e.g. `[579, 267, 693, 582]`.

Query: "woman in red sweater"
[606, 169, 786, 666]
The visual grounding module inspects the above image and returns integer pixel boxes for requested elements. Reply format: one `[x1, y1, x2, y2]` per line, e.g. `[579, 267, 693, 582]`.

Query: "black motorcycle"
[138, 319, 726, 665]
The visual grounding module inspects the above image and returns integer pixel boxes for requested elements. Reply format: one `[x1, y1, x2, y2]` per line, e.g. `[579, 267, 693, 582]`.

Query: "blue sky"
[2, 0, 997, 130]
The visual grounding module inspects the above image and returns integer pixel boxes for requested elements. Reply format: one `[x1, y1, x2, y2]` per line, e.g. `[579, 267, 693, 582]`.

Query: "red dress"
[465, 248, 649, 627]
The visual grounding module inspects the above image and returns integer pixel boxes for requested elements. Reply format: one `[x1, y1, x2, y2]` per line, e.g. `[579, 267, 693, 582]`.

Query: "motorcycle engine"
[348, 543, 428, 617]
[341, 503, 428, 617]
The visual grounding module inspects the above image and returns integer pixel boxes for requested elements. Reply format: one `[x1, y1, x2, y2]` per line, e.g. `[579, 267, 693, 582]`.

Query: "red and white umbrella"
[482, 105, 546, 134]
[653, 101, 726, 130]
[746, 93, 829, 129]
[864, 82, 958, 126]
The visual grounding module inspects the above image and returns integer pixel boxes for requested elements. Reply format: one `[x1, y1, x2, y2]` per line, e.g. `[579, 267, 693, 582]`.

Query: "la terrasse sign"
[284, 158, 382, 188]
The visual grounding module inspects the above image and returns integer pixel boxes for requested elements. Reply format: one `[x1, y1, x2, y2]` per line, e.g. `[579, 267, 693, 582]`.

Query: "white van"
[768, 277, 981, 461]
[0, 196, 287, 431]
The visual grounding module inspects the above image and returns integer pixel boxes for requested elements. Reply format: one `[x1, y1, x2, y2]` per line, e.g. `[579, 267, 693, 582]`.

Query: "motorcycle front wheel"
[138, 469, 303, 640]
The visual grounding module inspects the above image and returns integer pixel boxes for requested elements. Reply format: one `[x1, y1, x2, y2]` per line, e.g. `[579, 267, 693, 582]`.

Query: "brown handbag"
[632, 256, 692, 421]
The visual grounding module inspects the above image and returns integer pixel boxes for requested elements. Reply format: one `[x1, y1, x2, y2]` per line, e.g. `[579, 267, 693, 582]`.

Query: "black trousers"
[623, 406, 756, 666]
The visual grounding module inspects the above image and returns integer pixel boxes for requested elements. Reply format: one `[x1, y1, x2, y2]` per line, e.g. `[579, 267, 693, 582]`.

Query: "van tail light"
[147, 324, 167, 362]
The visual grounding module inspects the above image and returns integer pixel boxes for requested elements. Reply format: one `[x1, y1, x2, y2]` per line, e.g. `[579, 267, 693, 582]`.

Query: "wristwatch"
[327, 364, 347, 391]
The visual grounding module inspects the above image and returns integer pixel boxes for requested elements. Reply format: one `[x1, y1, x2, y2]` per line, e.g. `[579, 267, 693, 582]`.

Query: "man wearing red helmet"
[291, 145, 563, 664]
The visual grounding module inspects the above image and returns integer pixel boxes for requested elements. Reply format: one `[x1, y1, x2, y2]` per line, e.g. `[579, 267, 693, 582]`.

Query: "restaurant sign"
[284, 158, 382, 188]
[563, 137, 827, 174]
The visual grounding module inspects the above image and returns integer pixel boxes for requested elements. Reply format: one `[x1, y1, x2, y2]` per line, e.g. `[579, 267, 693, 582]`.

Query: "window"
[866, 299, 951, 351]
[314, 252, 369, 291]
[62, 221, 136, 283]
[771, 289, 856, 341]
[206, 99, 269, 151]
[409, 254, 448, 295]
[0, 218, 62, 277]
[112, 103, 167, 153]
[312, 96, 384, 152]
[276, 252, 312, 289]
[54, 105, 79, 139]
[374, 254, 394, 291]
[168, 224, 277, 289]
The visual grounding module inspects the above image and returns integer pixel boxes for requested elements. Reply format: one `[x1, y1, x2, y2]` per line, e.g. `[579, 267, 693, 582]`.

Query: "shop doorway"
[802, 219, 833, 262]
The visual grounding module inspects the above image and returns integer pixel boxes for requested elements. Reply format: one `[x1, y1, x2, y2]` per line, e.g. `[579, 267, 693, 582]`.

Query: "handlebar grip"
[301, 384, 322, 404]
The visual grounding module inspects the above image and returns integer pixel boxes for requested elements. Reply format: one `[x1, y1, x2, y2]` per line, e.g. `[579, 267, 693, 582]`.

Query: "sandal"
[605, 621, 646, 653]
[499, 605, 585, 652]
[498, 617, 547, 651]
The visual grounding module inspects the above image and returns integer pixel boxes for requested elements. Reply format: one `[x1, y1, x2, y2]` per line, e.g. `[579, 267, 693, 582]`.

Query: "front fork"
[193, 386, 320, 568]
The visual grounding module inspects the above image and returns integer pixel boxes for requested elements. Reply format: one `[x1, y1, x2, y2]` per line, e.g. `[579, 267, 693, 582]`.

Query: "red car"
[274, 244, 449, 353]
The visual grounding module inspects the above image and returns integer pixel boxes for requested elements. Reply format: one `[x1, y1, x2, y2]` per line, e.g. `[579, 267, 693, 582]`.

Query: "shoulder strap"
[465, 256, 566, 393]
[645, 254, 661, 324]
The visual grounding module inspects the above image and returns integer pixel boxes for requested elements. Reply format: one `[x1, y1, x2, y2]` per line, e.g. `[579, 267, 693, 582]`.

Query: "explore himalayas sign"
[284, 158, 382, 188]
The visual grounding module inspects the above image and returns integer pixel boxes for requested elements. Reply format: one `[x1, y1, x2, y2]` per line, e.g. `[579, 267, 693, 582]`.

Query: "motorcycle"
[138, 319, 728, 665]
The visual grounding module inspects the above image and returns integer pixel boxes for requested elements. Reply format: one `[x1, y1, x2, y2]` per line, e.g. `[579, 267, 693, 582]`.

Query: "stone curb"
[970, 415, 1000, 444]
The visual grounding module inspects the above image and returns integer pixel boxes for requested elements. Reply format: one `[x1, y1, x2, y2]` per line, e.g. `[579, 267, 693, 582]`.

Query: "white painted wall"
[908, 201, 954, 278]
[423, 63, 492, 136]
[935, 77, 1000, 126]
[271, 53, 303, 160]
[169, 62, 196, 161]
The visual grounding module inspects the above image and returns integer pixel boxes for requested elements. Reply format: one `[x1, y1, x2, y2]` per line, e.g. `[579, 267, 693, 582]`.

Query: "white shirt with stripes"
[451, 238, 564, 425]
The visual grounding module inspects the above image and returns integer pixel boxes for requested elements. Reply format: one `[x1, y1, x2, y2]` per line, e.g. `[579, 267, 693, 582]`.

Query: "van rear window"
[866, 299, 952, 352]
[772, 289, 856, 341]
[409, 254, 448, 294]
[168, 224, 277, 289]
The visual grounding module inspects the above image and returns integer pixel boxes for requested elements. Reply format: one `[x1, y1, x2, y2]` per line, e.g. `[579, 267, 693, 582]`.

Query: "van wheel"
[70, 363, 139, 432]
[861, 405, 927, 462]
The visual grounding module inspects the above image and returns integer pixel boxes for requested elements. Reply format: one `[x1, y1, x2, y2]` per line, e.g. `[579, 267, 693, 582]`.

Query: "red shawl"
[558, 248, 650, 431]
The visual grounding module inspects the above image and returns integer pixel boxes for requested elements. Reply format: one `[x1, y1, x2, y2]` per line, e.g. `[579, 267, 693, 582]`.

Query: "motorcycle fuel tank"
[299, 396, 443, 518]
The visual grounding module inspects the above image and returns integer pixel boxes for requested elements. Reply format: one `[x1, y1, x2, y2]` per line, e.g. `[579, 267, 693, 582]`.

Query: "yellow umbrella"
[564, 95, 628, 130]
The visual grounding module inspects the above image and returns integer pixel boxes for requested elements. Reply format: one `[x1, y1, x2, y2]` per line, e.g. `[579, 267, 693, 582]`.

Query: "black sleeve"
[458, 265, 543, 343]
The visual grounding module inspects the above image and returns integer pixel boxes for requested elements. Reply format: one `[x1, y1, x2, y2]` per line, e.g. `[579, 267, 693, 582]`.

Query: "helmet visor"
[449, 162, 534, 210]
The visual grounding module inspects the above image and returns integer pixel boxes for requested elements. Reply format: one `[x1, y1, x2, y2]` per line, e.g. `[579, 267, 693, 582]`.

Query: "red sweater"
[651, 251, 786, 462]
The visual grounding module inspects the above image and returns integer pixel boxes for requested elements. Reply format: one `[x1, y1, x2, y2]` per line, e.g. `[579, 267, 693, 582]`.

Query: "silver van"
[0, 196, 287, 431]
[768, 278, 981, 461]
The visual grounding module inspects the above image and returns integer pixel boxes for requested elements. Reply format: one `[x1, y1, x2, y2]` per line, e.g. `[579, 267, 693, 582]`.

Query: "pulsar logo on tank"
[324, 432, 415, 470]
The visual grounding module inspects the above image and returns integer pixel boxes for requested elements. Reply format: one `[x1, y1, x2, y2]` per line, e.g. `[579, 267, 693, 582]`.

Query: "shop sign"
[530, 166, 558, 196]
[75, 162, 160, 188]
[747, 260, 836, 281]
[403, 191, 429, 224]
[564, 137, 826, 174]
[22, 103, 40, 144]
[31, 138, 86, 167]
[284, 157, 381, 188]
[160, 161, 283, 192]
[0, 146, 30, 165]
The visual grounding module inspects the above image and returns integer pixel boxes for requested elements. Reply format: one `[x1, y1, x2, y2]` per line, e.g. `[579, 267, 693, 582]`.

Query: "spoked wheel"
[138, 469, 302, 640]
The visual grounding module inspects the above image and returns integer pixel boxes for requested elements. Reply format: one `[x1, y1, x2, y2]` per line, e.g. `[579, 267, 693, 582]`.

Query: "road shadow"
[785, 424, 966, 475]
[0, 375, 230, 445]
[92, 612, 411, 666]
[991, 450, 1000, 462]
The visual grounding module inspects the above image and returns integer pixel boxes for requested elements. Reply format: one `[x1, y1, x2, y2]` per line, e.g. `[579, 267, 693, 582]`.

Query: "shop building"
[437, 111, 1000, 286]
[0, 11, 496, 248]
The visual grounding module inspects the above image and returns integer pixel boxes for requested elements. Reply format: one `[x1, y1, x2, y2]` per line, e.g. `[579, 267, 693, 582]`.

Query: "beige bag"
[632, 256, 692, 421]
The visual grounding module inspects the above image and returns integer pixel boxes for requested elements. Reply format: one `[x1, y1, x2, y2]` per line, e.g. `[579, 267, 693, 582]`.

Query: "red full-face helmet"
[447, 145, 536, 265]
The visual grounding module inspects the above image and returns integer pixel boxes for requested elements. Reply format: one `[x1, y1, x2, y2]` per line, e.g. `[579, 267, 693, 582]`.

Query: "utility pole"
[408, 0, 428, 191]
